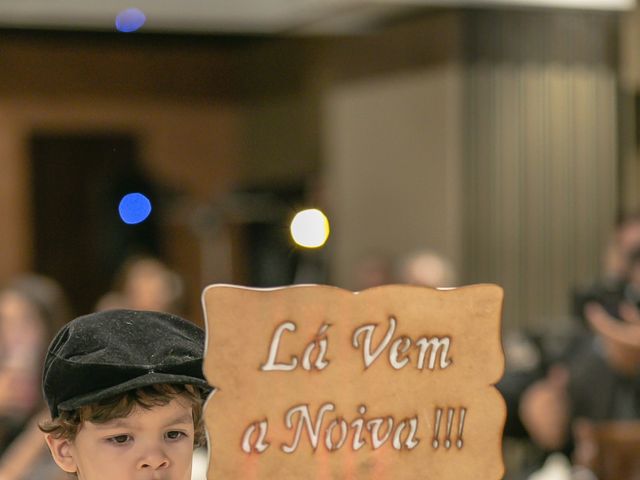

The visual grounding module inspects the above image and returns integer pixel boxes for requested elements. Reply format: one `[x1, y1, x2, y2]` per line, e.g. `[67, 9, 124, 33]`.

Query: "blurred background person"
[395, 249, 457, 288]
[0, 274, 70, 452]
[0, 274, 71, 480]
[573, 213, 640, 323]
[516, 226, 640, 479]
[96, 255, 185, 314]
[498, 215, 640, 478]
[518, 300, 640, 479]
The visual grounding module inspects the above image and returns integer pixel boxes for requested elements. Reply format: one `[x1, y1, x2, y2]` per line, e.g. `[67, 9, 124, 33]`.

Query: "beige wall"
[324, 66, 463, 288]
[320, 13, 464, 289]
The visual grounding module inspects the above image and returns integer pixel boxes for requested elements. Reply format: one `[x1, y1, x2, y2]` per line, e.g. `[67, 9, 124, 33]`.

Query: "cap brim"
[57, 372, 212, 413]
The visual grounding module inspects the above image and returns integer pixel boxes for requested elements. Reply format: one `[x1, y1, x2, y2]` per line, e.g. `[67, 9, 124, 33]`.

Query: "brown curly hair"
[39, 383, 206, 448]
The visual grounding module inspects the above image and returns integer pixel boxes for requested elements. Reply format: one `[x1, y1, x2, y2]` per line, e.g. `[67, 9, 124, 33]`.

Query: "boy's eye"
[108, 435, 132, 445]
[165, 431, 187, 441]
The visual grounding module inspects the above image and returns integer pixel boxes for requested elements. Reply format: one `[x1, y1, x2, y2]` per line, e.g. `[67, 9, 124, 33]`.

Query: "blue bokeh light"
[115, 8, 146, 33]
[119, 193, 152, 225]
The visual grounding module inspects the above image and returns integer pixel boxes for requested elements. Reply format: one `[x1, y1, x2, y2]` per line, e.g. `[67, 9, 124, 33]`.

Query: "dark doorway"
[229, 184, 308, 288]
[30, 133, 160, 315]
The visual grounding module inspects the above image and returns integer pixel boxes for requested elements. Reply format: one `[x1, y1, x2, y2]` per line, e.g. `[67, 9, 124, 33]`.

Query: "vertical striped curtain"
[463, 10, 619, 332]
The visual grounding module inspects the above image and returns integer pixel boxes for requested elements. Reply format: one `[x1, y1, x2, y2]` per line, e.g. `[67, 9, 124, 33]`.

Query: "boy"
[40, 309, 211, 479]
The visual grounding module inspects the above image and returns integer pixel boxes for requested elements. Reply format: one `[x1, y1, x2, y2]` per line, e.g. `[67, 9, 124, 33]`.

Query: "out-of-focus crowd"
[500, 213, 640, 480]
[351, 220, 640, 480]
[1, 228, 639, 479]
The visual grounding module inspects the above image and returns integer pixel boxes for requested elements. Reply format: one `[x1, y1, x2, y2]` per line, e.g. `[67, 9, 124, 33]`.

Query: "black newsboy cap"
[43, 309, 210, 418]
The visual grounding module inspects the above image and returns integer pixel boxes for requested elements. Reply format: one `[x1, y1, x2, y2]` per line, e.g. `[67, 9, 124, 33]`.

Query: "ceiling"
[0, 0, 633, 35]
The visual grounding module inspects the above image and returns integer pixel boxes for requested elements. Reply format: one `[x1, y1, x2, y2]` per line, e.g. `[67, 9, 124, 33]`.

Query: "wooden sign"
[202, 284, 505, 479]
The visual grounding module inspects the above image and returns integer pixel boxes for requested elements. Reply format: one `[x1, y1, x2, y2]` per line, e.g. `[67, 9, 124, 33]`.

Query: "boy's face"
[47, 396, 196, 480]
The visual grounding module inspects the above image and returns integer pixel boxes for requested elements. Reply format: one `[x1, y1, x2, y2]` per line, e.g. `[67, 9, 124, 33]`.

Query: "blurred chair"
[574, 420, 640, 480]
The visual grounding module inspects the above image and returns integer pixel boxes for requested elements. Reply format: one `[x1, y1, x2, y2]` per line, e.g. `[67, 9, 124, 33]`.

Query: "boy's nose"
[137, 450, 170, 470]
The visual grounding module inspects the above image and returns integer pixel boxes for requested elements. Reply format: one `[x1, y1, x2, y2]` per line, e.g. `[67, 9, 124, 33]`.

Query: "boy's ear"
[45, 434, 78, 473]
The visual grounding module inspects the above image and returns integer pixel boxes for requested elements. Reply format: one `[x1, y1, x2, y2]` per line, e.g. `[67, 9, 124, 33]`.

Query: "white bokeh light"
[290, 209, 330, 248]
